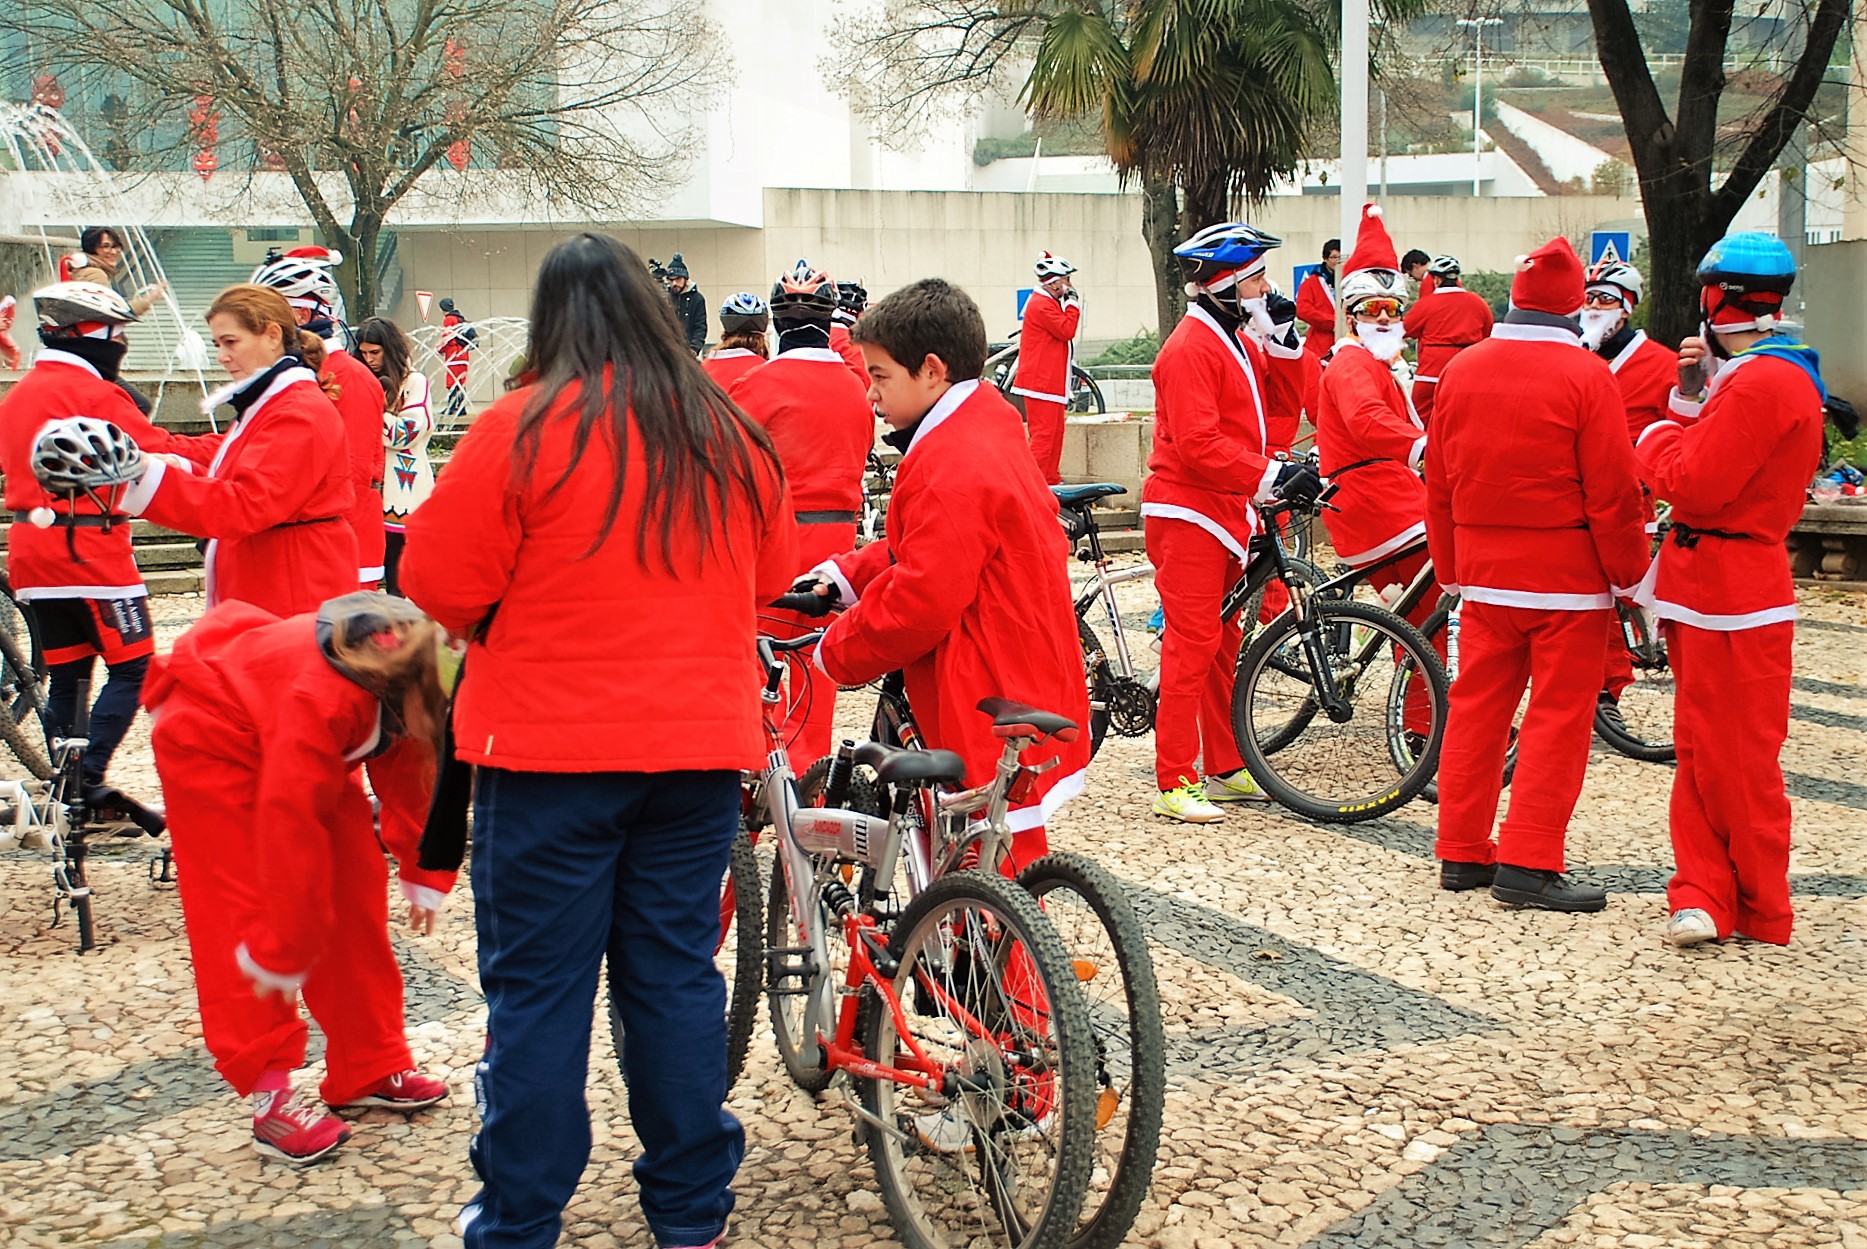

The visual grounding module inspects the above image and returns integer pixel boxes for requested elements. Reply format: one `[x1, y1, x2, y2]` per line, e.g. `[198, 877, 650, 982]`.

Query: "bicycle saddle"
[975, 697, 1080, 743]
[852, 742, 968, 787]
[1050, 482, 1128, 507]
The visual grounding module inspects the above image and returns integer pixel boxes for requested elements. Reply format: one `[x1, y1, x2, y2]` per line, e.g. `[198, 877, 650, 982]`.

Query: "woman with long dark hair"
[400, 233, 797, 1249]
[354, 317, 433, 594]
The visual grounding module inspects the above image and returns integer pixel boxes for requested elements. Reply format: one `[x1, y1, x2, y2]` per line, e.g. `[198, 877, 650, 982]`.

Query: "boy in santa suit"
[828, 279, 871, 387]
[728, 261, 875, 764]
[1634, 232, 1824, 948]
[1425, 237, 1649, 910]
[1143, 223, 1323, 823]
[144, 593, 456, 1164]
[797, 278, 1089, 871]
[1578, 257, 1676, 723]
[1402, 256, 1493, 425]
[1314, 205, 1442, 739]
[1011, 253, 1082, 485]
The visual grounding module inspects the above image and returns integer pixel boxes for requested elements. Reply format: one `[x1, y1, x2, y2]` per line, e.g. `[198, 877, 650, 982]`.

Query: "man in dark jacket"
[665, 253, 708, 354]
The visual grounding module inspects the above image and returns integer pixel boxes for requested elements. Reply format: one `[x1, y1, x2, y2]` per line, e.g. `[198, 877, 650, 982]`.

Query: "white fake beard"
[1579, 309, 1622, 350]
[1242, 296, 1277, 339]
[1356, 322, 1407, 362]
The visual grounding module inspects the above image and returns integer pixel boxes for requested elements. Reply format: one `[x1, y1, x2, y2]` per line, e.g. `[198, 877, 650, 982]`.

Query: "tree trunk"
[349, 217, 382, 322]
[1141, 172, 1183, 336]
[1639, 188, 1722, 349]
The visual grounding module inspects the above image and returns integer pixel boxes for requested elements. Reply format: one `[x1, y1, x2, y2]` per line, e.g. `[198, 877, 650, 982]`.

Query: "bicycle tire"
[1594, 643, 1675, 763]
[1069, 368, 1105, 416]
[1235, 559, 1327, 758]
[607, 822, 762, 1089]
[1016, 854, 1163, 1249]
[1232, 600, 1447, 822]
[861, 869, 1096, 1249]
[0, 617, 53, 781]
[1077, 618, 1114, 761]
[1415, 609, 1520, 796]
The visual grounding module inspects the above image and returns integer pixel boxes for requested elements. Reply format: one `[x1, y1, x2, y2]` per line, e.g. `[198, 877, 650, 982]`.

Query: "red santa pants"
[1664, 620, 1794, 943]
[1025, 398, 1067, 486]
[1146, 517, 1246, 791]
[766, 519, 858, 767]
[1434, 602, 1610, 871]
[1362, 547, 1443, 736]
[152, 695, 415, 1102]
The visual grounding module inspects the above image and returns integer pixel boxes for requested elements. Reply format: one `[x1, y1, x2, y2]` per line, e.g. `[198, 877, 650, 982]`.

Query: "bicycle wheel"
[607, 822, 762, 1089]
[0, 604, 52, 781]
[1232, 600, 1447, 822]
[1078, 618, 1113, 761]
[861, 870, 1096, 1249]
[1234, 561, 1327, 758]
[1016, 854, 1163, 1249]
[1595, 653, 1675, 762]
[1412, 609, 1520, 797]
[1069, 368, 1105, 416]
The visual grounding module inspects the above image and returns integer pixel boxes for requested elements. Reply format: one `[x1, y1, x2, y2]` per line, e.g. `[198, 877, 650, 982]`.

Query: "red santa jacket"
[817, 381, 1090, 831]
[1142, 307, 1278, 562]
[1011, 288, 1080, 404]
[1602, 330, 1676, 442]
[0, 351, 219, 599]
[703, 349, 765, 390]
[141, 602, 455, 979]
[440, 312, 471, 365]
[326, 346, 387, 582]
[729, 349, 874, 516]
[1424, 322, 1649, 609]
[1403, 285, 1494, 383]
[400, 379, 798, 772]
[125, 366, 360, 616]
[828, 323, 872, 389]
[1315, 341, 1428, 566]
[1296, 272, 1337, 357]
[1634, 350, 1824, 630]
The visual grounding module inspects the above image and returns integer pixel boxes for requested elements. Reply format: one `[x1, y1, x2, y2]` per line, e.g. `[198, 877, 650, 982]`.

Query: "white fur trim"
[1651, 599, 1798, 631]
[1336, 523, 1427, 569]
[1490, 323, 1585, 347]
[1002, 765, 1087, 834]
[1460, 585, 1611, 612]
[1139, 503, 1252, 564]
[118, 457, 167, 516]
[400, 880, 448, 911]
[1636, 419, 1682, 448]
[811, 558, 858, 608]
[1667, 388, 1705, 418]
[1407, 436, 1427, 471]
[774, 348, 845, 364]
[14, 582, 149, 601]
[235, 942, 307, 992]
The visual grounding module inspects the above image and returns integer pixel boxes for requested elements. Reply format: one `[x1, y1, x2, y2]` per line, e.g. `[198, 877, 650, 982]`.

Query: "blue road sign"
[1292, 263, 1323, 292]
[1590, 231, 1632, 266]
[1016, 287, 1034, 320]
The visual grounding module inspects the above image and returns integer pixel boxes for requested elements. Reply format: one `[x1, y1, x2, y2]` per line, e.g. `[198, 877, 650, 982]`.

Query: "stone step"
[144, 568, 204, 595]
[1095, 527, 1145, 554]
[132, 541, 206, 570]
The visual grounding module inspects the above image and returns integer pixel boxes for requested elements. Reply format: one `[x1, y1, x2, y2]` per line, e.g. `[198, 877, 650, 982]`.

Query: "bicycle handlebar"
[769, 591, 838, 618]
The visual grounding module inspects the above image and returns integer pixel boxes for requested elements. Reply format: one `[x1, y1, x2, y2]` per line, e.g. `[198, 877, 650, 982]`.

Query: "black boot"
[1490, 864, 1607, 913]
[1439, 860, 1497, 892]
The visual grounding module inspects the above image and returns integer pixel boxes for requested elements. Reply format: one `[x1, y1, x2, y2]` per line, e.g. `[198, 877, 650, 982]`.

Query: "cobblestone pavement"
[1, 588, 1863, 1248]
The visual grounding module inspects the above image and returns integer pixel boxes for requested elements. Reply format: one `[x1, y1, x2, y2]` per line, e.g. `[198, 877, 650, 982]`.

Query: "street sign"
[1589, 231, 1632, 266]
[1016, 287, 1034, 320]
[1292, 263, 1322, 293]
[415, 290, 433, 322]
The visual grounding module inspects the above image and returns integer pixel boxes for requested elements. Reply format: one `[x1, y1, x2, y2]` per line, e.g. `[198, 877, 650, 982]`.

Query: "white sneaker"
[1152, 783, 1224, 823]
[914, 1107, 975, 1154]
[1203, 770, 1269, 803]
[1665, 908, 1719, 948]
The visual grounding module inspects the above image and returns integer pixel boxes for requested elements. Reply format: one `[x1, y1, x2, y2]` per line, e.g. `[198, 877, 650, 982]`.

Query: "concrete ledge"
[1059, 414, 1151, 497]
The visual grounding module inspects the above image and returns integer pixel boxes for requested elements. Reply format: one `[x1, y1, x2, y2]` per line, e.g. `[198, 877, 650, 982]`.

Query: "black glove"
[771, 590, 837, 618]
[1825, 395, 1860, 442]
[1272, 461, 1325, 507]
[1265, 290, 1298, 325]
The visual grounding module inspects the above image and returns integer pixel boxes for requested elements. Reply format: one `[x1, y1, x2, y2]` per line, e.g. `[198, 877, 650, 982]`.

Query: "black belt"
[1669, 522, 1751, 549]
[274, 515, 342, 530]
[12, 511, 118, 528]
[795, 510, 858, 525]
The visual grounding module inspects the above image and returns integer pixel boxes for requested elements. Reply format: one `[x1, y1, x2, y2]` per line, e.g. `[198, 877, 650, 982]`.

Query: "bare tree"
[8, 0, 720, 316]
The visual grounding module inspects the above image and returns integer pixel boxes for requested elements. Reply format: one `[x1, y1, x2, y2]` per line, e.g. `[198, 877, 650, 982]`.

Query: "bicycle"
[796, 667, 1165, 1249]
[859, 449, 896, 545]
[751, 631, 1102, 1249]
[987, 332, 1107, 416]
[1594, 599, 1674, 762]
[0, 574, 53, 780]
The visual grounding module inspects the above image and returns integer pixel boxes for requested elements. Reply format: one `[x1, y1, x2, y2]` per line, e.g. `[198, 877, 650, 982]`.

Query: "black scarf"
[40, 331, 128, 382]
[1503, 308, 1582, 336]
[227, 353, 307, 420]
[777, 322, 832, 352]
[1598, 323, 1639, 361]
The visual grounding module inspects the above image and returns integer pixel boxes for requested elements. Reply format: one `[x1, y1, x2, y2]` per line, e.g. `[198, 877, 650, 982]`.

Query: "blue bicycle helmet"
[1696, 231, 1796, 294]
[1173, 222, 1283, 287]
[719, 290, 769, 335]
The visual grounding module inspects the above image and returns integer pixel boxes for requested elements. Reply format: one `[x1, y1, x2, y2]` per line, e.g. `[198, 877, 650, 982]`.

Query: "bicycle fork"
[1289, 585, 1355, 723]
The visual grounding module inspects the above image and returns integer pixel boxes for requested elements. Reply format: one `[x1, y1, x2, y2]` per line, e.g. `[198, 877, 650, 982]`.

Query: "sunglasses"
[1355, 299, 1404, 319]
[1583, 291, 1625, 309]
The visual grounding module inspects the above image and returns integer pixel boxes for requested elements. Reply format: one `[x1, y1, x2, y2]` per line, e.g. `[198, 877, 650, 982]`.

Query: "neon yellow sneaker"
[1203, 769, 1269, 803]
[1152, 783, 1225, 823]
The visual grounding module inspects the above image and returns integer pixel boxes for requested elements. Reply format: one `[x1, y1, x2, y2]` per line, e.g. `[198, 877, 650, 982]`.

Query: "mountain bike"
[1594, 599, 1674, 762]
[752, 631, 1100, 1249]
[988, 333, 1107, 416]
[0, 575, 53, 780]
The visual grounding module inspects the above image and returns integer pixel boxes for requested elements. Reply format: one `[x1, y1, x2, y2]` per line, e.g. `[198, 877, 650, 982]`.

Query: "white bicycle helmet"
[31, 416, 147, 492]
[1339, 267, 1409, 312]
[33, 281, 139, 330]
[1425, 255, 1461, 279]
[719, 291, 770, 335]
[1034, 252, 1077, 279]
[251, 247, 341, 312]
[1585, 258, 1643, 307]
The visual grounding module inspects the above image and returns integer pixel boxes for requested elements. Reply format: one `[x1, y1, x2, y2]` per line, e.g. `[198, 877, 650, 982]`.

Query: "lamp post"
[1455, 17, 1503, 197]
[1341, 0, 1369, 339]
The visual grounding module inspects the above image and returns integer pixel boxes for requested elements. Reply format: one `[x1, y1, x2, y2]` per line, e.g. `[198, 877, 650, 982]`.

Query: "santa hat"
[1342, 203, 1398, 276]
[1510, 238, 1585, 316]
[284, 245, 343, 266]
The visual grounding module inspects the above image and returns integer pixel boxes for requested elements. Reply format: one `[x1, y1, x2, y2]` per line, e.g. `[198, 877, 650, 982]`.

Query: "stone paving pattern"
[1, 587, 1863, 1248]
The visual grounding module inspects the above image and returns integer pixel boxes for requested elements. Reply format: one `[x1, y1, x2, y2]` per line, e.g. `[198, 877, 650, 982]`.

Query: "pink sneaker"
[339, 1069, 448, 1110]
[253, 1090, 351, 1164]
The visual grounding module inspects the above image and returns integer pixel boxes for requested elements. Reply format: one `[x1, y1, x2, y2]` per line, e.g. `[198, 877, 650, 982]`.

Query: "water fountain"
[409, 316, 531, 430]
[1, 101, 210, 409]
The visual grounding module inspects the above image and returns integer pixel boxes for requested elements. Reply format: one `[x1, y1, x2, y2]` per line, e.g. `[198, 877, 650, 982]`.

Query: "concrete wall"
[388, 189, 1649, 340]
[1492, 102, 1625, 188]
[1802, 240, 1867, 403]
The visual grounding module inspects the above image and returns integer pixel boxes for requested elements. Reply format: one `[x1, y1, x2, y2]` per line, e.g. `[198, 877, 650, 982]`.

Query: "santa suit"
[828, 323, 872, 388]
[1011, 287, 1081, 485]
[1315, 338, 1441, 731]
[123, 361, 360, 617]
[729, 348, 876, 764]
[0, 350, 219, 606]
[817, 381, 1089, 866]
[325, 346, 388, 586]
[1295, 272, 1337, 360]
[142, 602, 455, 1101]
[702, 349, 765, 389]
[1425, 321, 1649, 870]
[440, 312, 472, 392]
[1142, 306, 1279, 791]
[1402, 284, 1493, 425]
[1598, 326, 1677, 696]
[1635, 346, 1824, 944]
